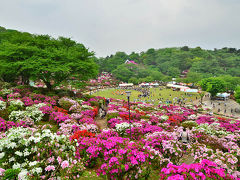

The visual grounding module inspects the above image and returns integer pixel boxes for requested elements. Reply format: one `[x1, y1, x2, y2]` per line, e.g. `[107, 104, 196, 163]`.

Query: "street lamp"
[126, 91, 132, 140]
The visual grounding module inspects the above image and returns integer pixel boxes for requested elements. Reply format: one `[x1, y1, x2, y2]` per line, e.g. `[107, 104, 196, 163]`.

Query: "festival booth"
[216, 93, 230, 100]
[184, 89, 199, 93]
[139, 83, 149, 87]
[151, 83, 159, 87]
[119, 83, 133, 89]
[167, 84, 188, 90]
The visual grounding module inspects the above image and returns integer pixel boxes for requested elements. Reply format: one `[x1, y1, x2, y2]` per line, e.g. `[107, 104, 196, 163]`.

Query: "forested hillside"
[95, 47, 240, 83]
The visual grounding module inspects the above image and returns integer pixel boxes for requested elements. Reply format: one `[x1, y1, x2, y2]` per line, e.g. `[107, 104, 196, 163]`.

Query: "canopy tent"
[216, 93, 230, 98]
[151, 83, 159, 86]
[184, 89, 198, 93]
[167, 84, 199, 93]
[119, 83, 133, 87]
[167, 84, 189, 89]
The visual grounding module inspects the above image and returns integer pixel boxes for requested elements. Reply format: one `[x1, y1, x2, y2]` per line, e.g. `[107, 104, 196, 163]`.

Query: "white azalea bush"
[160, 115, 169, 121]
[0, 88, 13, 96]
[7, 99, 25, 113]
[0, 127, 85, 179]
[115, 122, 130, 135]
[9, 110, 27, 122]
[9, 104, 44, 123]
[81, 104, 93, 110]
[195, 123, 231, 137]
[0, 100, 6, 110]
[9, 99, 24, 108]
[25, 104, 45, 122]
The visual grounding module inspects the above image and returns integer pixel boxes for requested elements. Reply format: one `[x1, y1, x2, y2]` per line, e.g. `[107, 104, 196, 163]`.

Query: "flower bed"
[0, 87, 240, 179]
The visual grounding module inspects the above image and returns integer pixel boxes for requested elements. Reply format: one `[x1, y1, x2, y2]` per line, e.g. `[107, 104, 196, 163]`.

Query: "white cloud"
[0, 0, 240, 57]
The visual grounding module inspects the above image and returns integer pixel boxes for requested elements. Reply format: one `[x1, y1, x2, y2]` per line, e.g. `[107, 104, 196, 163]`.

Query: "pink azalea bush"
[159, 159, 235, 180]
[74, 133, 153, 179]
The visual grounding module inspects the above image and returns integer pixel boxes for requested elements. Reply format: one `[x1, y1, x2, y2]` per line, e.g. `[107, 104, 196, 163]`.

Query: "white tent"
[152, 83, 159, 86]
[119, 83, 133, 87]
[216, 93, 230, 98]
[167, 84, 189, 89]
[185, 89, 198, 93]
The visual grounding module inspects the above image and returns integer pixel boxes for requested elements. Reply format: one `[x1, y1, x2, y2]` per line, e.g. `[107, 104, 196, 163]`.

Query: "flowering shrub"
[58, 97, 77, 110]
[0, 127, 85, 179]
[0, 117, 29, 132]
[7, 92, 21, 100]
[159, 159, 235, 180]
[190, 143, 239, 176]
[0, 88, 13, 97]
[196, 115, 240, 132]
[9, 110, 28, 122]
[9, 104, 44, 123]
[70, 130, 96, 140]
[22, 96, 34, 106]
[181, 120, 198, 129]
[54, 106, 68, 115]
[49, 111, 70, 124]
[0, 100, 7, 110]
[115, 122, 130, 135]
[195, 123, 231, 137]
[9, 99, 24, 107]
[1, 87, 240, 179]
[144, 132, 184, 165]
[39, 104, 53, 115]
[75, 136, 153, 179]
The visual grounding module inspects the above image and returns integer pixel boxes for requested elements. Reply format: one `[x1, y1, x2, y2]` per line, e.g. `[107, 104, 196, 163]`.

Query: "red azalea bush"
[70, 130, 96, 140]
[54, 106, 68, 115]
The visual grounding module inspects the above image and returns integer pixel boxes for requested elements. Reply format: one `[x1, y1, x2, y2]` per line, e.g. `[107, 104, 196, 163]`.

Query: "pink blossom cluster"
[49, 112, 70, 123]
[0, 117, 29, 132]
[160, 159, 235, 180]
[197, 115, 240, 132]
[75, 134, 152, 179]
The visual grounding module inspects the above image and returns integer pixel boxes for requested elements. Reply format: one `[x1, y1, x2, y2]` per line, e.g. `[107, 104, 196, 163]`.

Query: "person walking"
[106, 98, 110, 107]
[178, 128, 190, 144]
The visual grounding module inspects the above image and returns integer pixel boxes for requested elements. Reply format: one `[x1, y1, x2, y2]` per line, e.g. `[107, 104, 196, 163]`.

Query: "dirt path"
[95, 117, 108, 130]
[179, 154, 195, 165]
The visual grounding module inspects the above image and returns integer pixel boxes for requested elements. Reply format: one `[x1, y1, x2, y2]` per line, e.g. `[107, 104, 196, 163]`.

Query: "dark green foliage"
[89, 101, 100, 107]
[235, 86, 240, 104]
[3, 168, 20, 180]
[0, 109, 9, 120]
[96, 46, 240, 83]
[106, 113, 119, 121]
[199, 77, 226, 97]
[0, 26, 98, 90]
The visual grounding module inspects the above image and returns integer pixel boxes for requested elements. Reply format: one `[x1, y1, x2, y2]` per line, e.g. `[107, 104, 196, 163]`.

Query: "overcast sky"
[0, 0, 240, 57]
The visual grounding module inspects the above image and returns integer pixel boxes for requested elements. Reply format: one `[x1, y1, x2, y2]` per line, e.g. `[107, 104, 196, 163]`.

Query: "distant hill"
[94, 47, 240, 83]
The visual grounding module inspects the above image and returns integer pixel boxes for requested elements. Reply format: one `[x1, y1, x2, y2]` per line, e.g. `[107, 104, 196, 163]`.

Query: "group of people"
[210, 101, 240, 116]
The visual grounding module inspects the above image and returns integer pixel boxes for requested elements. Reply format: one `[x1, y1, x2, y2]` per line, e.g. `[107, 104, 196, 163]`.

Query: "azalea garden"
[0, 85, 240, 180]
[0, 26, 240, 180]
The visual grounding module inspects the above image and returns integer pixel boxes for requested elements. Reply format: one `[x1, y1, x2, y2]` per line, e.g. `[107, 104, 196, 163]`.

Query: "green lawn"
[93, 87, 199, 105]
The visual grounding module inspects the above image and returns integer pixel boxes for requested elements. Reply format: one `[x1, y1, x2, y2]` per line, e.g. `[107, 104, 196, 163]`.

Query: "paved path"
[192, 93, 240, 119]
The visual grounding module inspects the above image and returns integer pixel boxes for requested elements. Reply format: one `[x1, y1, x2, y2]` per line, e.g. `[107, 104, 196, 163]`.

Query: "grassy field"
[93, 87, 199, 105]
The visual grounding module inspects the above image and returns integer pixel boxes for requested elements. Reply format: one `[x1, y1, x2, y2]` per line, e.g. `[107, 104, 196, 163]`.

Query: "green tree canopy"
[235, 86, 240, 104]
[200, 77, 226, 97]
[0, 27, 98, 89]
